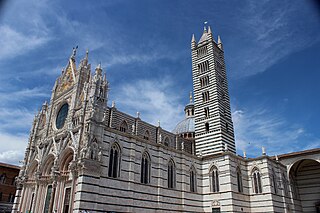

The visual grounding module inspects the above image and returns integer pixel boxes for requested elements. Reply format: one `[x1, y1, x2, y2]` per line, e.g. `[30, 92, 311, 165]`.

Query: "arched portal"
[289, 159, 320, 213]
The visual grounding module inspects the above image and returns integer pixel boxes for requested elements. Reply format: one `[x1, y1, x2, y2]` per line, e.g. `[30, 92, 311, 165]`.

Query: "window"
[202, 91, 210, 102]
[197, 46, 208, 57]
[190, 166, 197, 192]
[212, 208, 221, 213]
[198, 60, 210, 73]
[168, 160, 176, 189]
[205, 123, 209, 132]
[237, 167, 243, 193]
[43, 185, 52, 213]
[204, 107, 210, 118]
[108, 144, 120, 178]
[119, 120, 128, 132]
[141, 152, 150, 184]
[200, 75, 209, 87]
[252, 168, 262, 194]
[0, 192, 2, 201]
[210, 166, 219, 192]
[143, 130, 150, 140]
[56, 103, 69, 129]
[164, 137, 170, 146]
[272, 169, 277, 194]
[63, 188, 71, 213]
[0, 173, 6, 184]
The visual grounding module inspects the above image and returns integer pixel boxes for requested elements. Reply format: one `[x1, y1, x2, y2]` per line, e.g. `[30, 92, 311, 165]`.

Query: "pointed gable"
[58, 58, 77, 94]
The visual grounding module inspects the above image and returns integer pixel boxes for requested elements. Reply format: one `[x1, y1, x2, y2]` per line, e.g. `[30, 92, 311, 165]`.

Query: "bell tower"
[191, 26, 235, 156]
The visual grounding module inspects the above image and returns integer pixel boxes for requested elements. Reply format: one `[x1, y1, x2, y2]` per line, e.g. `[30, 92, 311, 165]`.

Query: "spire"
[71, 46, 78, 61]
[198, 26, 209, 43]
[217, 35, 223, 50]
[191, 34, 197, 49]
[189, 91, 193, 103]
[191, 34, 196, 43]
[95, 62, 102, 76]
[203, 26, 207, 33]
[218, 35, 222, 44]
[85, 49, 89, 61]
[208, 26, 212, 34]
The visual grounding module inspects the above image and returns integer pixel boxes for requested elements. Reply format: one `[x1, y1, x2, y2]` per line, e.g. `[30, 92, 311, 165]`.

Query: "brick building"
[0, 162, 20, 213]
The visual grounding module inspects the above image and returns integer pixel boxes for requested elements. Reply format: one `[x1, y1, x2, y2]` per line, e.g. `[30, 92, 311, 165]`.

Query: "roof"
[275, 148, 320, 159]
[0, 162, 21, 170]
[172, 116, 195, 134]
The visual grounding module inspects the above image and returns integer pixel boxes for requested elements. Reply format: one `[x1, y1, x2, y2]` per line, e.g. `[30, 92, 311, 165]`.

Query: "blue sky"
[0, 0, 319, 165]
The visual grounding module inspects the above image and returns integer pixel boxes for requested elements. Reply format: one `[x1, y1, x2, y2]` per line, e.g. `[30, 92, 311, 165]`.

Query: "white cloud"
[0, 87, 50, 106]
[229, 1, 320, 78]
[232, 107, 308, 157]
[0, 107, 35, 132]
[0, 131, 28, 165]
[0, 25, 49, 60]
[112, 77, 184, 131]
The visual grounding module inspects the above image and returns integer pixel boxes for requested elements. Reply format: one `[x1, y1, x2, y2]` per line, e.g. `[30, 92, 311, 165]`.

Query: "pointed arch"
[41, 154, 55, 176]
[108, 142, 121, 178]
[237, 166, 243, 193]
[209, 165, 219, 192]
[26, 160, 39, 180]
[190, 165, 197, 192]
[140, 151, 151, 184]
[167, 159, 176, 189]
[252, 167, 262, 194]
[59, 147, 74, 176]
[119, 120, 128, 133]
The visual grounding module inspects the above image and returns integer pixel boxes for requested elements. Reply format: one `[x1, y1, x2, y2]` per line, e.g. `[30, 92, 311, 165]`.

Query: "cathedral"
[13, 26, 320, 213]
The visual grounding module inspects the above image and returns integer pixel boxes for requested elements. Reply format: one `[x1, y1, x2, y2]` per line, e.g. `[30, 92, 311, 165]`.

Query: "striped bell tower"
[191, 26, 235, 156]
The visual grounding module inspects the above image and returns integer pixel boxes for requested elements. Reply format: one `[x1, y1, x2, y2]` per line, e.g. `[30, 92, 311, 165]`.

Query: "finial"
[97, 62, 101, 70]
[137, 112, 140, 118]
[218, 35, 222, 44]
[243, 150, 247, 158]
[71, 45, 78, 60]
[208, 26, 212, 34]
[158, 120, 160, 127]
[112, 101, 115, 108]
[275, 155, 279, 161]
[189, 91, 193, 103]
[203, 26, 207, 33]
[191, 34, 196, 43]
[85, 49, 89, 60]
[262, 146, 266, 156]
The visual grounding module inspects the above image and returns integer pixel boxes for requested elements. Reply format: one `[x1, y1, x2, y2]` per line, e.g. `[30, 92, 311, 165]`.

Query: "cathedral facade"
[13, 27, 320, 213]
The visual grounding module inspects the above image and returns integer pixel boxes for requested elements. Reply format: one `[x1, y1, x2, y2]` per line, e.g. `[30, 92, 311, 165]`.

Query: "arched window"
[205, 123, 209, 132]
[108, 144, 121, 178]
[168, 159, 176, 189]
[237, 167, 243, 193]
[190, 166, 197, 192]
[210, 166, 219, 192]
[272, 169, 277, 194]
[164, 137, 170, 147]
[252, 168, 262, 194]
[141, 152, 151, 184]
[119, 120, 128, 133]
[143, 130, 150, 140]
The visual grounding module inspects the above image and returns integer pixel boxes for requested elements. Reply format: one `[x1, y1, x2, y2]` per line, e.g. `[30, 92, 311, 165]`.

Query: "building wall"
[0, 163, 20, 213]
